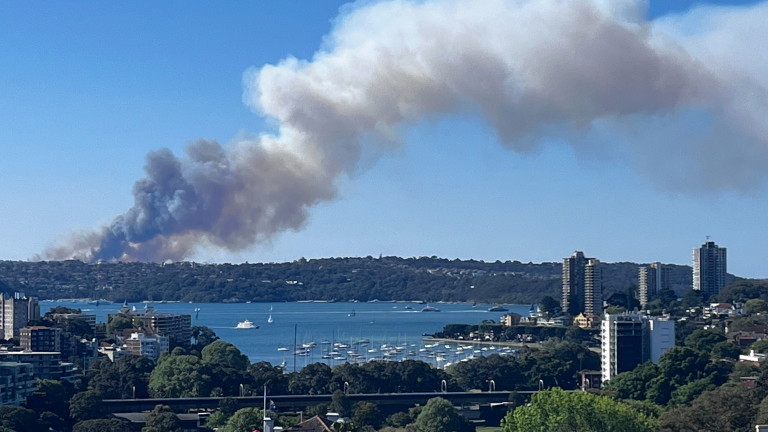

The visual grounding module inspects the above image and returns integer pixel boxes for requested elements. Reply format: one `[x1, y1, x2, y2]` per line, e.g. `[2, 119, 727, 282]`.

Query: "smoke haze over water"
[45, 0, 768, 262]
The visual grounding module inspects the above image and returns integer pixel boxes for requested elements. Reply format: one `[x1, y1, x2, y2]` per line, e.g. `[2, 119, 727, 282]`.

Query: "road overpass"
[104, 390, 535, 413]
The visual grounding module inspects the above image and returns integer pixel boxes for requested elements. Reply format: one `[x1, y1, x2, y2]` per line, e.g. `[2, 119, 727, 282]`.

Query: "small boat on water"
[348, 309, 356, 317]
[421, 305, 440, 312]
[488, 305, 509, 312]
[236, 319, 258, 329]
[268, 314, 274, 324]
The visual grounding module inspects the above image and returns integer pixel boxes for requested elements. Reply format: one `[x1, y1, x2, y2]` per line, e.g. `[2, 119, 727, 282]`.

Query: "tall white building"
[638, 262, 670, 308]
[601, 313, 675, 382]
[648, 318, 675, 363]
[125, 332, 169, 362]
[693, 241, 727, 297]
[562, 251, 603, 316]
[0, 293, 40, 340]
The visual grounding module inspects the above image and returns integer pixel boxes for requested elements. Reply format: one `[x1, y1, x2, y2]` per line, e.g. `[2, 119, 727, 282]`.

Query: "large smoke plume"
[46, 0, 768, 262]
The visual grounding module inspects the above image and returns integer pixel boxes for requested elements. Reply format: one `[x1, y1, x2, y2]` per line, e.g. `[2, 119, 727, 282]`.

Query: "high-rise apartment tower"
[562, 251, 603, 316]
[601, 313, 675, 382]
[0, 293, 40, 341]
[692, 241, 727, 297]
[638, 262, 670, 308]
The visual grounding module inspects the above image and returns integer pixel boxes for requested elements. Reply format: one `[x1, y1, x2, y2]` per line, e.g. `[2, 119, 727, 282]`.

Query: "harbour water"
[44, 300, 531, 370]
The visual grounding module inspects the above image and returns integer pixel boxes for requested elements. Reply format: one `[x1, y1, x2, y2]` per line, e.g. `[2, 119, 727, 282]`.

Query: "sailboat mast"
[293, 324, 298, 373]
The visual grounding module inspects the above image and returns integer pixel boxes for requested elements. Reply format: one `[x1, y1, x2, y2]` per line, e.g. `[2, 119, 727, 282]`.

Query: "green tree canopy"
[329, 390, 352, 417]
[659, 385, 756, 432]
[753, 339, 768, 354]
[142, 404, 183, 432]
[352, 401, 382, 430]
[65, 317, 95, 339]
[87, 355, 154, 398]
[603, 361, 660, 401]
[289, 363, 334, 395]
[718, 280, 768, 304]
[73, 419, 134, 432]
[502, 388, 656, 432]
[106, 315, 134, 335]
[414, 397, 473, 432]
[69, 391, 107, 422]
[446, 354, 522, 391]
[0, 406, 39, 432]
[201, 341, 249, 370]
[539, 295, 560, 317]
[249, 361, 290, 395]
[684, 329, 726, 353]
[148, 354, 212, 397]
[43, 306, 81, 319]
[746, 299, 768, 315]
[221, 407, 263, 432]
[24, 379, 72, 419]
[517, 339, 599, 390]
[191, 326, 220, 351]
[710, 341, 742, 360]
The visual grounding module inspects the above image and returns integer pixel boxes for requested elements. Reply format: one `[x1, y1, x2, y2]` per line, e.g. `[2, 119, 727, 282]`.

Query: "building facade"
[0, 293, 40, 341]
[0, 351, 78, 382]
[648, 318, 675, 363]
[52, 313, 97, 332]
[19, 326, 62, 353]
[693, 241, 727, 297]
[562, 251, 603, 316]
[124, 332, 169, 362]
[638, 262, 670, 308]
[108, 305, 191, 345]
[0, 362, 35, 405]
[601, 313, 675, 382]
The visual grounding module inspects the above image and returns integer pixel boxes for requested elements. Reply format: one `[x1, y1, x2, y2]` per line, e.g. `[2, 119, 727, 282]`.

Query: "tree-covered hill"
[0, 257, 719, 304]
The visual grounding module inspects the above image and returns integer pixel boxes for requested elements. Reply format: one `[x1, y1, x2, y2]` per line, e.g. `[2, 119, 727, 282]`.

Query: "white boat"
[421, 305, 440, 312]
[267, 314, 274, 324]
[236, 319, 258, 329]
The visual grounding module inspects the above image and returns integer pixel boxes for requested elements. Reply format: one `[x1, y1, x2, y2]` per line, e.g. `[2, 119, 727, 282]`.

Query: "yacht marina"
[43, 300, 530, 370]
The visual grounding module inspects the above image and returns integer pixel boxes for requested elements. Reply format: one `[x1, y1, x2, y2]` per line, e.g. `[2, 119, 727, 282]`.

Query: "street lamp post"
[441, 380, 447, 393]
[538, 379, 544, 391]
[344, 381, 350, 395]
[488, 379, 496, 392]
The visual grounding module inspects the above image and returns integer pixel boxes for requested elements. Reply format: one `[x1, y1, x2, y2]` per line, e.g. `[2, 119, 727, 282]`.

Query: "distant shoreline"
[423, 337, 601, 354]
[422, 337, 542, 348]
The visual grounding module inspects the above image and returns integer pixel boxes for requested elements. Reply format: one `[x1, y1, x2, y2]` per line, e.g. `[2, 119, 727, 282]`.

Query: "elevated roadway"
[104, 390, 535, 413]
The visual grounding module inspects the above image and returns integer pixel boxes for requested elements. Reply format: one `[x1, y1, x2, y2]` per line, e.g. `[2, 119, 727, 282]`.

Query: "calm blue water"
[44, 301, 531, 370]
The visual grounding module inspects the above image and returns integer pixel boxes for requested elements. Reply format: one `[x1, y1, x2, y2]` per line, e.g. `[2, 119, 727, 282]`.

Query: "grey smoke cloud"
[45, 0, 768, 262]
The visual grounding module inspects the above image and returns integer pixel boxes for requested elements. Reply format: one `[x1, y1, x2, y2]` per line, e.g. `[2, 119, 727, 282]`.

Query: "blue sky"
[1, 0, 767, 278]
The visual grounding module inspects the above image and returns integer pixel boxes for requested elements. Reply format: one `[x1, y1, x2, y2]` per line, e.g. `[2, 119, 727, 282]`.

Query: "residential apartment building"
[0, 362, 35, 405]
[649, 318, 675, 363]
[601, 313, 675, 382]
[0, 293, 40, 340]
[51, 313, 97, 332]
[0, 351, 78, 382]
[562, 251, 603, 316]
[19, 326, 62, 353]
[638, 262, 670, 308]
[693, 240, 727, 297]
[124, 332, 169, 362]
[108, 305, 191, 345]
